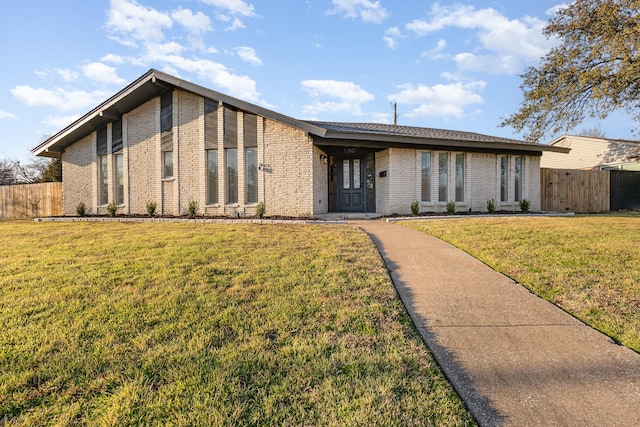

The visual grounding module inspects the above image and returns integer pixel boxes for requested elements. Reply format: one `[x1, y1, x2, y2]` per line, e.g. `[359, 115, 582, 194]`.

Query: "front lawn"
[0, 221, 474, 426]
[402, 216, 640, 352]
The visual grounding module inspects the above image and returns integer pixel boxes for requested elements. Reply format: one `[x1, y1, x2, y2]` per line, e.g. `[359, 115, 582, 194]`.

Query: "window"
[97, 126, 108, 205]
[112, 119, 123, 153]
[455, 153, 465, 202]
[500, 156, 508, 202]
[226, 148, 238, 204]
[206, 150, 218, 204]
[98, 155, 108, 205]
[114, 154, 124, 205]
[161, 92, 173, 180]
[514, 156, 523, 202]
[245, 147, 258, 203]
[163, 151, 173, 178]
[438, 153, 448, 202]
[421, 152, 431, 202]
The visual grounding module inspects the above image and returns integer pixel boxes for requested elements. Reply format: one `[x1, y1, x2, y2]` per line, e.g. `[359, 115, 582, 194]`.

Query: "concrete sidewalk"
[354, 220, 640, 427]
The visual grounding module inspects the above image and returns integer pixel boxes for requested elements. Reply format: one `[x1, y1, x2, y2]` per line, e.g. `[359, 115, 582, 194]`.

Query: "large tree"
[502, 0, 640, 142]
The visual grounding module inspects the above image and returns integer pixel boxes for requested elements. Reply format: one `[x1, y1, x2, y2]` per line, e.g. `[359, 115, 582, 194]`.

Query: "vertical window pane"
[455, 153, 465, 202]
[226, 148, 238, 204]
[500, 156, 508, 202]
[245, 147, 258, 203]
[163, 151, 173, 178]
[343, 159, 350, 190]
[98, 155, 108, 205]
[514, 156, 522, 202]
[207, 150, 218, 204]
[421, 152, 431, 202]
[438, 153, 448, 202]
[353, 158, 361, 189]
[114, 154, 124, 205]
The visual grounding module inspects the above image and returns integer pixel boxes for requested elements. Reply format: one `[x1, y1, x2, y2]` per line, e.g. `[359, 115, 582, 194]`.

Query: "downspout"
[262, 117, 266, 207]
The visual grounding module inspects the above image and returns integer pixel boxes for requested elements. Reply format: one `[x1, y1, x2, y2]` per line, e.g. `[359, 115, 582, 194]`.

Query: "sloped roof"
[33, 69, 568, 157]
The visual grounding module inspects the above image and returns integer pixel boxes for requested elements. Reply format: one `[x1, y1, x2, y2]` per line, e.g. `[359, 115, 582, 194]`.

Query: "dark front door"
[338, 157, 365, 212]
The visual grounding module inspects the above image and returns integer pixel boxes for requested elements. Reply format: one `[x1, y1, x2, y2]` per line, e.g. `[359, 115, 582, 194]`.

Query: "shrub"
[446, 201, 456, 214]
[410, 200, 420, 215]
[187, 200, 199, 218]
[106, 202, 118, 217]
[146, 201, 157, 217]
[256, 202, 266, 219]
[486, 198, 496, 213]
[519, 198, 530, 212]
[76, 202, 86, 217]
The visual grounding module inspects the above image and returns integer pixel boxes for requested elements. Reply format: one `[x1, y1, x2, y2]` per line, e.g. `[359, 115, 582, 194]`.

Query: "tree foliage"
[0, 157, 61, 185]
[502, 0, 640, 142]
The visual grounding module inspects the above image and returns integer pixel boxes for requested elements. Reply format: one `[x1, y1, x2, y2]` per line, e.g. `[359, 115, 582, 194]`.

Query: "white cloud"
[171, 8, 212, 34]
[101, 53, 125, 64]
[0, 110, 17, 120]
[405, 4, 554, 74]
[81, 62, 126, 85]
[389, 81, 486, 119]
[235, 46, 262, 66]
[106, 0, 173, 45]
[11, 86, 110, 112]
[383, 27, 402, 49]
[35, 69, 79, 82]
[301, 79, 374, 117]
[329, 0, 389, 24]
[421, 39, 447, 60]
[201, 0, 255, 17]
[44, 113, 82, 128]
[224, 17, 246, 31]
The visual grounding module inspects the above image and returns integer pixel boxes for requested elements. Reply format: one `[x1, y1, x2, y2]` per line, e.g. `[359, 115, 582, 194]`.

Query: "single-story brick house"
[33, 69, 568, 217]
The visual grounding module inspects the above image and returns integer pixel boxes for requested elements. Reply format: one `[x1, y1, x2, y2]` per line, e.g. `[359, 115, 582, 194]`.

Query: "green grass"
[0, 221, 474, 426]
[402, 216, 640, 352]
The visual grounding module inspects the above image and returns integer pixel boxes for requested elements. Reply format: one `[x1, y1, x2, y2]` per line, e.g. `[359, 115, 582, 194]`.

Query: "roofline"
[33, 69, 328, 157]
[319, 130, 570, 153]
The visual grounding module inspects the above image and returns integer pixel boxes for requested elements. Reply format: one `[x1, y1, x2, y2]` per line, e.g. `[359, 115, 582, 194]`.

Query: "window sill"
[161, 178, 175, 182]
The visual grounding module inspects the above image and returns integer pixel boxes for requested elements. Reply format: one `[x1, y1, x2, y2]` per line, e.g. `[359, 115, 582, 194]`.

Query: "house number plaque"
[343, 148, 358, 154]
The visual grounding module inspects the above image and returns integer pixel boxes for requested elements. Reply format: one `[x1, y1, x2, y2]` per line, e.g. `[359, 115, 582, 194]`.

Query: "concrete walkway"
[354, 220, 640, 427]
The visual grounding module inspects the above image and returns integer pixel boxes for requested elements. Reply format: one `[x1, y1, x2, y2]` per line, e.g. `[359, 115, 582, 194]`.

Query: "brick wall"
[175, 90, 204, 214]
[126, 97, 160, 214]
[62, 134, 93, 215]
[262, 119, 314, 216]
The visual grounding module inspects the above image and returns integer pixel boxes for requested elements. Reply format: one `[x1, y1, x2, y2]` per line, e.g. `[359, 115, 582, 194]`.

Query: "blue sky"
[0, 0, 636, 162]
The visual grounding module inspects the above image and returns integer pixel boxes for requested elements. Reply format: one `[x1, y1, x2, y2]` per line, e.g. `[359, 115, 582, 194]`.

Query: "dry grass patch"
[0, 221, 474, 426]
[403, 216, 640, 352]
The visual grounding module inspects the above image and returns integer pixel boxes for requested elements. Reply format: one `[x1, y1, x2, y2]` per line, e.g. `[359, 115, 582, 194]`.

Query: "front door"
[339, 157, 365, 212]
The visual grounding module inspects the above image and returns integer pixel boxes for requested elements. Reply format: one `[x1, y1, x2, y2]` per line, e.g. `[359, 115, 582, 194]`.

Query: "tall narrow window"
[112, 119, 123, 153]
[455, 153, 465, 202]
[226, 148, 238, 204]
[163, 151, 173, 178]
[244, 113, 258, 204]
[438, 152, 448, 202]
[114, 154, 124, 205]
[98, 155, 108, 205]
[500, 156, 508, 202]
[245, 148, 258, 203]
[161, 92, 173, 179]
[97, 126, 108, 205]
[205, 99, 219, 204]
[421, 152, 431, 202]
[206, 150, 218, 204]
[343, 159, 350, 189]
[514, 156, 523, 202]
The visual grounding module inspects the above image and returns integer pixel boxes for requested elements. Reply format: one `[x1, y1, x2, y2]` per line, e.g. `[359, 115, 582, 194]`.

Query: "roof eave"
[320, 130, 570, 153]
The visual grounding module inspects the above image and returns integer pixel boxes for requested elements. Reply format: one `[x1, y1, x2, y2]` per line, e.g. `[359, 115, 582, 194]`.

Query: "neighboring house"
[541, 135, 640, 171]
[33, 69, 568, 217]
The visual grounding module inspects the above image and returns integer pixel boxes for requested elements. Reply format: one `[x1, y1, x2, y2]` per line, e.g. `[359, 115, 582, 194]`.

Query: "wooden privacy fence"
[541, 168, 610, 213]
[0, 182, 62, 219]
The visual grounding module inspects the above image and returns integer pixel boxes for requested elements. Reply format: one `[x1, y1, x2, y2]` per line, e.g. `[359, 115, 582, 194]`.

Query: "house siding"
[61, 134, 94, 215]
[262, 119, 315, 216]
[127, 97, 160, 214]
[541, 136, 640, 170]
[376, 149, 541, 215]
